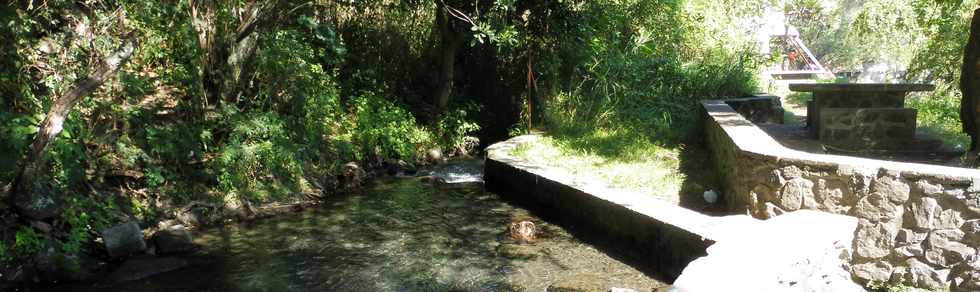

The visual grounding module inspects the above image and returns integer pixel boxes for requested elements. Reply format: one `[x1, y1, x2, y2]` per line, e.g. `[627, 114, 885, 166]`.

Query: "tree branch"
[13, 34, 138, 198]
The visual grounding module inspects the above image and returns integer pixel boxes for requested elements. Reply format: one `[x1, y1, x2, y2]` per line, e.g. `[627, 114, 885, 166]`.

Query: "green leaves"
[351, 93, 434, 161]
[217, 112, 304, 201]
[13, 227, 42, 257]
[296, 15, 347, 67]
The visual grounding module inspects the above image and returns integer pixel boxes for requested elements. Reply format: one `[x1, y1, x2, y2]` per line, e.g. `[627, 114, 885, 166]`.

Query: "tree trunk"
[225, 6, 265, 103]
[961, 8, 980, 151]
[189, 0, 223, 107]
[434, 2, 465, 114]
[23, 36, 137, 176]
[189, 0, 269, 107]
[10, 36, 137, 219]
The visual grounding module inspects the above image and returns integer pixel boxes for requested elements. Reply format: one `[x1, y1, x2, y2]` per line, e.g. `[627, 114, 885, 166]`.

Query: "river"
[55, 161, 666, 291]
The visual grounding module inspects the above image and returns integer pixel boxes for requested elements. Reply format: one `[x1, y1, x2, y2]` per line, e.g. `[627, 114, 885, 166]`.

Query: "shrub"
[217, 112, 305, 201]
[350, 93, 434, 162]
[436, 103, 482, 150]
[13, 227, 42, 257]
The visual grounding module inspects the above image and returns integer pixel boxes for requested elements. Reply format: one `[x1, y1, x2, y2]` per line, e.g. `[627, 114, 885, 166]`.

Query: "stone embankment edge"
[702, 97, 980, 290]
[484, 135, 716, 281]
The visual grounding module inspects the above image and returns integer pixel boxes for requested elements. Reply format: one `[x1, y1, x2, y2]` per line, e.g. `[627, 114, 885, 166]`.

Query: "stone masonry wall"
[725, 95, 785, 124]
[820, 108, 917, 149]
[702, 98, 980, 291]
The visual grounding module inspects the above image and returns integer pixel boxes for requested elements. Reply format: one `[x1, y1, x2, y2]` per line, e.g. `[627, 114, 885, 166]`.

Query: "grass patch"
[510, 131, 701, 205]
[907, 92, 970, 149]
[785, 92, 812, 108]
[783, 108, 803, 125]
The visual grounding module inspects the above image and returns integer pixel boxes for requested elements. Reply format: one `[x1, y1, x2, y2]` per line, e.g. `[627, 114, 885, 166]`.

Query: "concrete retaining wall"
[484, 136, 714, 281]
[703, 97, 980, 290]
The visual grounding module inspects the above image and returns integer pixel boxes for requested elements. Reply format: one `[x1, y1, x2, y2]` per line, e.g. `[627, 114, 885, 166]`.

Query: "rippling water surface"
[64, 162, 666, 291]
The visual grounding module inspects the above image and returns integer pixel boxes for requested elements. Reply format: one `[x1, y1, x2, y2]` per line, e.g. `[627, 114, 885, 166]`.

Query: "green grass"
[907, 92, 970, 149]
[785, 92, 812, 108]
[509, 131, 690, 205]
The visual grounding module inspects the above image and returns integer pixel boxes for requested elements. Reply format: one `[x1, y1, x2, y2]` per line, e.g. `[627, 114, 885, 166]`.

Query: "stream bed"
[57, 162, 666, 291]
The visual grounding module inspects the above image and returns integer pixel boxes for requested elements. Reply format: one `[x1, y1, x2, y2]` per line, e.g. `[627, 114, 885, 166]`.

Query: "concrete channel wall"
[702, 97, 980, 290]
[484, 136, 714, 280]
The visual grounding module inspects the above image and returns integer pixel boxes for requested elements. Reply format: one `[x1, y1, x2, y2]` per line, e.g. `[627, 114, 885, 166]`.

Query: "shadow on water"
[52, 169, 665, 292]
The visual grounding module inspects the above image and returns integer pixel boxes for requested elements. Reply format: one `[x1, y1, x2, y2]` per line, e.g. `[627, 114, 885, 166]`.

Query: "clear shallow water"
[60, 166, 666, 291]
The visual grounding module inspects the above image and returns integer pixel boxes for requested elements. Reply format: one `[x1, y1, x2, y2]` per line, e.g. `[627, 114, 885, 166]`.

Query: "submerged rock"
[102, 221, 146, 259]
[109, 256, 188, 283]
[509, 220, 537, 243]
[383, 159, 417, 176]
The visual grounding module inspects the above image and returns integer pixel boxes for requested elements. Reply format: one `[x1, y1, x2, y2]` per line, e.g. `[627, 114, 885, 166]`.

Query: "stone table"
[788, 83, 934, 149]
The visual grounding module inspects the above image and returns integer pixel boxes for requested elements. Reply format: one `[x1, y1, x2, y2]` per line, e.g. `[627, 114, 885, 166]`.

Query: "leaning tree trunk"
[10, 36, 138, 220]
[961, 8, 980, 152]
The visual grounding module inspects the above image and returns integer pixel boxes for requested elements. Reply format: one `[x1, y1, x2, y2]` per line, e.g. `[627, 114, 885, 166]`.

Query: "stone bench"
[788, 83, 934, 139]
[819, 108, 917, 150]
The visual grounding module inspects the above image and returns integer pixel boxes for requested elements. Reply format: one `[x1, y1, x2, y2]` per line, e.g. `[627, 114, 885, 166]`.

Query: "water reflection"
[61, 177, 664, 291]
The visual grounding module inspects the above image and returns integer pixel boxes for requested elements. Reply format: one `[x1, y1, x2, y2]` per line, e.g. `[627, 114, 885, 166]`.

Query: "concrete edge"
[484, 135, 721, 281]
[701, 99, 980, 180]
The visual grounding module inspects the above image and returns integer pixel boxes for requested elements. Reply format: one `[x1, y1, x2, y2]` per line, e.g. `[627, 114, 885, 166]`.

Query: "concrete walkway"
[673, 210, 863, 292]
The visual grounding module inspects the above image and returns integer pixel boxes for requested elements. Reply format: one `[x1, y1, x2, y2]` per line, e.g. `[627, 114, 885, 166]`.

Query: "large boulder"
[102, 221, 146, 259]
[152, 225, 195, 255]
[12, 180, 63, 220]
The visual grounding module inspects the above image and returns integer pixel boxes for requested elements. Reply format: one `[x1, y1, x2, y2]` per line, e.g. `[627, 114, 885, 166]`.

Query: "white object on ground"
[702, 189, 718, 204]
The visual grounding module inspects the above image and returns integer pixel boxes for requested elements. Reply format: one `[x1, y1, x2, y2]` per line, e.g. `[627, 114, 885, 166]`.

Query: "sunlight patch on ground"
[510, 136, 684, 204]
